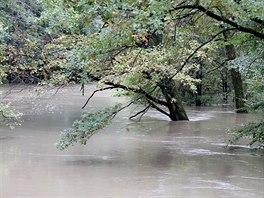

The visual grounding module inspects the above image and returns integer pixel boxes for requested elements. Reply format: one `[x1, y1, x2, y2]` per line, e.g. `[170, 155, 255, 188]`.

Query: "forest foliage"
[0, 0, 263, 148]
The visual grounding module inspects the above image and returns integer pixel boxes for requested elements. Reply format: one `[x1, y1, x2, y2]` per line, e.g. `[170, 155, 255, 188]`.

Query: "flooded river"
[0, 85, 263, 198]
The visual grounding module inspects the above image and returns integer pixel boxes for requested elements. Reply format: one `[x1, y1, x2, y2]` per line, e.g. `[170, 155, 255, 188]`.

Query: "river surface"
[0, 85, 263, 198]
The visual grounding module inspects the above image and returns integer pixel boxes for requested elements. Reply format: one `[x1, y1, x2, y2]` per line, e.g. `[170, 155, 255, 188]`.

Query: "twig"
[111, 101, 135, 120]
[2, 84, 30, 99]
[132, 48, 143, 66]
[54, 85, 65, 95]
[80, 84, 85, 96]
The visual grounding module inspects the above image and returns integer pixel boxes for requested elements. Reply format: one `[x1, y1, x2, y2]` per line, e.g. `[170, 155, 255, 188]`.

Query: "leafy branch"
[229, 120, 264, 148]
[171, 2, 264, 39]
[0, 103, 22, 129]
[56, 104, 121, 150]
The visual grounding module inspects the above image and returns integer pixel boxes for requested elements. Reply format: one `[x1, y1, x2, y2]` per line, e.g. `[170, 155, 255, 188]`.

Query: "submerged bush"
[229, 120, 264, 148]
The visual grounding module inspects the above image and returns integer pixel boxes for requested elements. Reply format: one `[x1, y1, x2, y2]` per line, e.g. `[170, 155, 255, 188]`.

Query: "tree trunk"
[160, 79, 189, 121]
[195, 84, 202, 106]
[195, 63, 203, 106]
[221, 67, 229, 103]
[225, 44, 247, 113]
[147, 32, 188, 120]
[230, 68, 247, 112]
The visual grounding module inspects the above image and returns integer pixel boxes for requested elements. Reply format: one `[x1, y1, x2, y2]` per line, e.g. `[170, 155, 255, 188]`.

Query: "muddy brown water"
[0, 85, 263, 198]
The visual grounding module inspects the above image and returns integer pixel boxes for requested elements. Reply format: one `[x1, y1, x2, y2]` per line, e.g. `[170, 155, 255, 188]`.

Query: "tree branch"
[205, 59, 228, 74]
[196, 5, 264, 39]
[168, 28, 236, 81]
[147, 99, 170, 118]
[171, 3, 264, 39]
[104, 81, 168, 107]
[82, 86, 116, 109]
[129, 105, 151, 120]
[80, 84, 85, 96]
[111, 101, 135, 120]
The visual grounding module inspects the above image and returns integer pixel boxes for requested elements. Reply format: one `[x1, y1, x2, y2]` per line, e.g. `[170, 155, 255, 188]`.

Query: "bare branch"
[82, 86, 116, 109]
[104, 81, 168, 107]
[2, 85, 30, 99]
[129, 105, 151, 120]
[132, 48, 143, 66]
[171, 3, 264, 39]
[111, 101, 135, 120]
[54, 85, 65, 95]
[80, 84, 85, 96]
[205, 59, 228, 74]
[147, 99, 170, 118]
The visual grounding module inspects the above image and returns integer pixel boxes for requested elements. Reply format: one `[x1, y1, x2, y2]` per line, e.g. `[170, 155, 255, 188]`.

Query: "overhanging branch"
[82, 86, 116, 109]
[196, 5, 264, 39]
[129, 104, 151, 120]
[104, 81, 168, 107]
[171, 3, 264, 39]
[147, 99, 170, 118]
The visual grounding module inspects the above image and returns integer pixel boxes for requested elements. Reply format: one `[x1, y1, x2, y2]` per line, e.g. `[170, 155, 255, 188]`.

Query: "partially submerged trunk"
[160, 79, 189, 121]
[195, 84, 202, 106]
[225, 44, 247, 113]
[230, 68, 247, 112]
[100, 79, 188, 121]
[148, 32, 188, 120]
[224, 32, 247, 113]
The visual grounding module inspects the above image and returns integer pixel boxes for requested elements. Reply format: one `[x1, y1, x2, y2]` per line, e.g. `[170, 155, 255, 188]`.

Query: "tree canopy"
[0, 0, 263, 148]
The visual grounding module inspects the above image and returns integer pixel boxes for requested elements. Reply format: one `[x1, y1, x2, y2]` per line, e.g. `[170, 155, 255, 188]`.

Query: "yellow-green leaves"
[110, 44, 203, 94]
[56, 104, 121, 150]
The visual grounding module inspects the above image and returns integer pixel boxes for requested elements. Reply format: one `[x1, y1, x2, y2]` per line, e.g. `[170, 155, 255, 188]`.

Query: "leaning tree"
[12, 0, 263, 149]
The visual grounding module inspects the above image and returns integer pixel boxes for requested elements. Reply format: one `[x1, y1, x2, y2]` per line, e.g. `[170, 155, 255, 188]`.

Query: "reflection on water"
[0, 85, 263, 198]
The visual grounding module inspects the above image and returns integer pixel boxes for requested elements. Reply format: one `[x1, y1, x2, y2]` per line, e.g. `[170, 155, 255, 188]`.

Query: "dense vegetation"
[0, 0, 263, 148]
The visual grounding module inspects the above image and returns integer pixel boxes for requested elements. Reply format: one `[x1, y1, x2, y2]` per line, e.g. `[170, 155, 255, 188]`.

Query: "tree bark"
[195, 84, 202, 106]
[160, 79, 189, 121]
[225, 44, 247, 113]
[230, 68, 247, 112]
